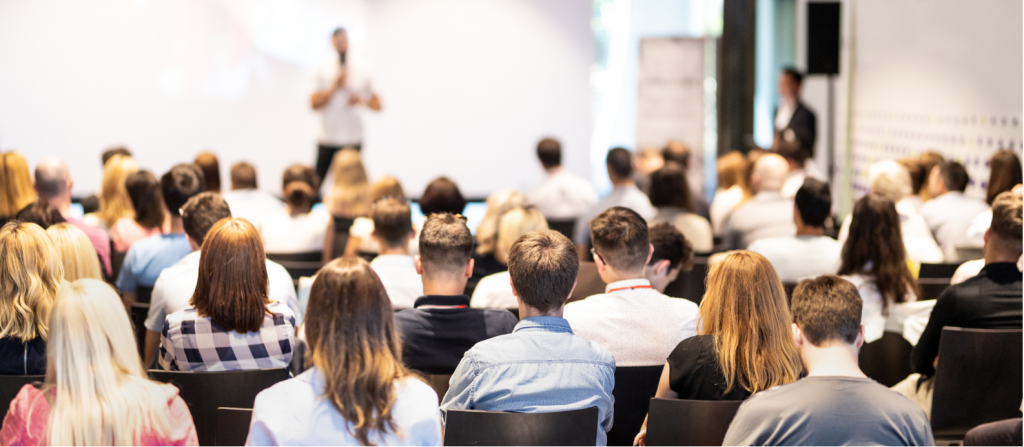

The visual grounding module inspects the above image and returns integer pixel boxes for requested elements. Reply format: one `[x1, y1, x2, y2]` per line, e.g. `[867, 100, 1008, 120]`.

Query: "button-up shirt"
[440, 317, 616, 445]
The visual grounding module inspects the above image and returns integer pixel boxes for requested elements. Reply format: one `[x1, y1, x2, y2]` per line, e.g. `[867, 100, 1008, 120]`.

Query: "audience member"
[345, 176, 409, 257]
[564, 207, 699, 366]
[261, 164, 330, 254]
[45, 223, 102, 282]
[394, 213, 517, 374]
[748, 178, 841, 282]
[710, 151, 750, 236]
[471, 207, 549, 309]
[662, 140, 711, 220]
[0, 279, 198, 446]
[83, 154, 138, 231]
[419, 176, 467, 215]
[919, 160, 989, 260]
[0, 222, 63, 375]
[633, 146, 665, 195]
[441, 230, 615, 445]
[953, 184, 1024, 284]
[527, 137, 598, 219]
[574, 148, 657, 254]
[14, 201, 66, 228]
[221, 161, 285, 230]
[193, 151, 221, 193]
[648, 163, 714, 252]
[722, 275, 934, 446]
[0, 152, 38, 227]
[111, 170, 165, 252]
[644, 222, 694, 293]
[468, 189, 528, 296]
[368, 198, 422, 309]
[80, 147, 131, 215]
[248, 257, 442, 445]
[966, 149, 1022, 240]
[776, 129, 814, 199]
[723, 153, 796, 249]
[159, 218, 296, 371]
[33, 157, 113, 276]
[322, 149, 371, 260]
[916, 151, 945, 203]
[898, 156, 928, 213]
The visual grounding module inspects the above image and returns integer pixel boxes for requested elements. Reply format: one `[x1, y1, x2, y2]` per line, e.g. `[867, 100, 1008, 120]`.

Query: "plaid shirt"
[159, 300, 296, 372]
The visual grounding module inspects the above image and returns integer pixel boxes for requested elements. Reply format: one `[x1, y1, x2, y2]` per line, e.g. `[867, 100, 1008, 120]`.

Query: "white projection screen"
[0, 0, 593, 198]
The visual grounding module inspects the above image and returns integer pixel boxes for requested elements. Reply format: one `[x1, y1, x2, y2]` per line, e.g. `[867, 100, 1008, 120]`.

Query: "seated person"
[159, 218, 295, 371]
[394, 213, 517, 374]
[527, 137, 598, 220]
[644, 223, 694, 294]
[440, 230, 615, 445]
[260, 164, 330, 254]
[14, 201, 66, 228]
[467, 189, 526, 296]
[723, 275, 933, 446]
[33, 157, 112, 276]
[368, 198, 422, 309]
[221, 162, 285, 230]
[111, 171, 164, 253]
[709, 151, 750, 236]
[45, 223, 103, 282]
[344, 176, 417, 257]
[574, 148, 657, 256]
[723, 153, 796, 249]
[470, 206, 548, 309]
[564, 207, 699, 366]
[748, 178, 841, 283]
[648, 163, 714, 252]
[918, 160, 988, 261]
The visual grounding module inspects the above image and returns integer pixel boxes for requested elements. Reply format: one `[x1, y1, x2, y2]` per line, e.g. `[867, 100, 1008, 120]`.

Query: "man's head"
[101, 147, 131, 166]
[15, 201, 66, 229]
[985, 190, 1023, 262]
[928, 160, 969, 197]
[230, 162, 258, 191]
[332, 27, 348, 54]
[34, 157, 72, 204]
[508, 229, 579, 315]
[606, 147, 633, 183]
[794, 178, 831, 229]
[646, 223, 694, 293]
[779, 67, 803, 100]
[662, 140, 691, 169]
[419, 177, 466, 216]
[751, 153, 789, 193]
[590, 207, 653, 279]
[537, 138, 561, 170]
[181, 192, 232, 249]
[416, 213, 474, 283]
[371, 198, 414, 251]
[791, 274, 864, 350]
[161, 164, 205, 217]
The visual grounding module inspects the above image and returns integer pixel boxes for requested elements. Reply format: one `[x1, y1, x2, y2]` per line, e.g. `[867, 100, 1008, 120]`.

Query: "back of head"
[419, 177, 466, 216]
[328, 150, 370, 216]
[649, 163, 695, 212]
[507, 229, 579, 312]
[716, 151, 749, 191]
[791, 275, 863, 347]
[989, 190, 1023, 257]
[838, 193, 914, 311]
[100, 147, 132, 166]
[371, 176, 404, 202]
[371, 198, 413, 248]
[782, 67, 804, 87]
[418, 213, 474, 277]
[775, 130, 807, 166]
[899, 157, 927, 195]
[1, 152, 38, 218]
[230, 162, 257, 190]
[283, 164, 321, 192]
[476, 189, 527, 256]
[752, 153, 789, 193]
[794, 178, 832, 228]
[918, 151, 945, 183]
[662, 140, 691, 169]
[305, 257, 406, 445]
[606, 147, 634, 181]
[125, 171, 166, 230]
[590, 207, 650, 272]
[868, 160, 913, 202]
[161, 164, 205, 217]
[494, 207, 549, 265]
[536, 138, 562, 169]
[0, 222, 64, 341]
[34, 157, 70, 201]
[181, 192, 232, 246]
[937, 160, 970, 193]
[649, 222, 694, 272]
[986, 150, 1022, 205]
[191, 218, 269, 333]
[15, 201, 66, 229]
[700, 250, 800, 393]
[284, 181, 316, 212]
[96, 155, 138, 226]
[194, 152, 222, 193]
[45, 223, 102, 282]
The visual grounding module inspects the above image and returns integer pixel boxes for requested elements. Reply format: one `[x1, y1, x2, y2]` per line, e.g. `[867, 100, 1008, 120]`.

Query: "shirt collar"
[981, 262, 1023, 280]
[413, 295, 471, 308]
[513, 316, 574, 334]
[605, 278, 652, 293]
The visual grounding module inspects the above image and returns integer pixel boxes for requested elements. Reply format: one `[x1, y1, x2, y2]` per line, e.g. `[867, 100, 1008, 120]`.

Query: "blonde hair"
[327, 149, 371, 217]
[698, 251, 802, 394]
[868, 160, 913, 203]
[494, 207, 549, 265]
[46, 279, 173, 445]
[46, 223, 102, 282]
[0, 152, 38, 218]
[371, 176, 405, 202]
[0, 222, 64, 341]
[95, 155, 139, 227]
[716, 151, 749, 194]
[475, 189, 527, 256]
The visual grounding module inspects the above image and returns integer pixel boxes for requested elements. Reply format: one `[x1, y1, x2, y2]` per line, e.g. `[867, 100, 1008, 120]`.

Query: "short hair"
[649, 222, 694, 272]
[194, 152, 222, 193]
[606, 147, 633, 180]
[648, 164, 695, 212]
[869, 160, 913, 202]
[332, 27, 347, 36]
[419, 177, 466, 215]
[507, 230, 579, 312]
[782, 67, 804, 85]
[590, 207, 649, 270]
[989, 191, 1023, 244]
[791, 275, 863, 346]
[34, 158, 69, 199]
[371, 177, 404, 202]
[230, 162, 258, 190]
[371, 198, 413, 248]
[125, 171, 165, 230]
[181, 192, 232, 246]
[15, 201, 66, 229]
[161, 164, 205, 217]
[283, 164, 320, 192]
[418, 213, 473, 275]
[662, 140, 691, 169]
[775, 129, 807, 165]
[794, 178, 831, 228]
[537, 138, 562, 169]
[191, 218, 269, 334]
[101, 147, 131, 166]
[937, 160, 969, 192]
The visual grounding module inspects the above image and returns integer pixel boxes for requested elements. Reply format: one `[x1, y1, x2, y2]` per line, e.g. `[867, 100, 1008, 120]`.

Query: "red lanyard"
[606, 285, 653, 293]
[418, 305, 468, 309]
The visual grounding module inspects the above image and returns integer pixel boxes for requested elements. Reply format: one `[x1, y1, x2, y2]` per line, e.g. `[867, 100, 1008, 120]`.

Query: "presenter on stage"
[774, 67, 816, 160]
[311, 27, 381, 182]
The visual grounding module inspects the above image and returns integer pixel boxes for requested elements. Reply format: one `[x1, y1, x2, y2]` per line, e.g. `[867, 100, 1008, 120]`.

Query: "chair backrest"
[568, 262, 606, 304]
[149, 368, 290, 446]
[266, 252, 323, 263]
[331, 216, 357, 259]
[646, 398, 743, 446]
[663, 256, 708, 306]
[216, 408, 253, 446]
[136, 285, 154, 304]
[918, 278, 951, 301]
[0, 375, 44, 418]
[918, 263, 961, 279]
[858, 331, 913, 387]
[444, 407, 599, 446]
[546, 218, 576, 242]
[931, 327, 1024, 439]
[606, 366, 663, 446]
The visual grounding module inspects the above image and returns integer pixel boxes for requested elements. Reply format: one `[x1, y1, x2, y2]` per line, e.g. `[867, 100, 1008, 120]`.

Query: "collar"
[981, 262, 1023, 280]
[513, 316, 574, 334]
[605, 279, 653, 294]
[413, 295, 471, 308]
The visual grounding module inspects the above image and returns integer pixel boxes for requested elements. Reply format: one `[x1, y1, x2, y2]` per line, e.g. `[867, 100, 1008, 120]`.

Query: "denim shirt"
[439, 316, 616, 445]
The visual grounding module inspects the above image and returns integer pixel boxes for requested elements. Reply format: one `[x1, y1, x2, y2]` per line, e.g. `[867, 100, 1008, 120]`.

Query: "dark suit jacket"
[775, 102, 817, 158]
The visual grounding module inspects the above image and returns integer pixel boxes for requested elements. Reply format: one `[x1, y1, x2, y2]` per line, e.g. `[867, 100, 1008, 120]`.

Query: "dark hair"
[161, 164, 205, 217]
[590, 206, 649, 270]
[332, 27, 347, 37]
[507, 230, 579, 312]
[989, 191, 1023, 244]
[371, 198, 413, 248]
[537, 138, 562, 169]
[782, 67, 804, 85]
[418, 213, 473, 275]
[649, 164, 695, 212]
[282, 164, 321, 191]
[419, 177, 466, 215]
[899, 157, 927, 194]
[194, 152, 221, 193]
[775, 130, 807, 165]
[181, 192, 232, 246]
[125, 171, 165, 230]
[190, 218, 269, 333]
[794, 178, 831, 228]
[937, 160, 969, 192]
[15, 201, 66, 229]
[649, 222, 694, 272]
[230, 162, 258, 190]
[662, 141, 690, 169]
[606, 147, 633, 180]
[987, 150, 1022, 205]
[838, 194, 917, 314]
[284, 182, 316, 212]
[792, 275, 862, 346]
[101, 147, 131, 166]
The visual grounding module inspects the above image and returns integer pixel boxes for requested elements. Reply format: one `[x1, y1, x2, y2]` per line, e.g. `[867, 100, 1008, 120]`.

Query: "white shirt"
[775, 100, 796, 131]
[574, 184, 657, 244]
[966, 208, 993, 240]
[710, 185, 745, 236]
[349, 217, 420, 256]
[918, 191, 989, 261]
[563, 279, 699, 367]
[145, 251, 300, 332]
[840, 274, 919, 344]
[370, 255, 423, 309]
[527, 168, 599, 219]
[247, 368, 442, 446]
[469, 271, 516, 309]
[314, 56, 373, 146]
[649, 207, 715, 253]
[838, 199, 944, 264]
[748, 235, 842, 283]
[222, 189, 286, 230]
[722, 191, 796, 250]
[780, 170, 807, 200]
[260, 208, 330, 254]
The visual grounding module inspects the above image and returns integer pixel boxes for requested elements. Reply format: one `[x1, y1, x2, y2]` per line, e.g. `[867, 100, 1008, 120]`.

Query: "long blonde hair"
[0, 222, 64, 341]
[0, 152, 38, 218]
[46, 223, 103, 282]
[494, 207, 548, 265]
[327, 149, 370, 217]
[46, 279, 174, 446]
[95, 155, 138, 227]
[475, 189, 527, 256]
[698, 251, 801, 394]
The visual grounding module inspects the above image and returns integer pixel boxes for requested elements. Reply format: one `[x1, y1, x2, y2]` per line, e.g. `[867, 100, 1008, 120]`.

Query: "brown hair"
[537, 138, 562, 169]
[698, 251, 801, 394]
[371, 176, 405, 202]
[0, 152, 39, 219]
[194, 152, 222, 193]
[327, 149, 371, 217]
[918, 151, 944, 199]
[717, 151, 749, 192]
[838, 193, 917, 314]
[419, 177, 465, 216]
[649, 164, 695, 212]
[190, 218, 269, 333]
[648, 222, 694, 272]
[101, 147, 132, 166]
[990, 191, 1023, 244]
[590, 207, 649, 271]
[792, 275, 863, 346]
[662, 140, 691, 169]
[305, 257, 408, 446]
[15, 201, 66, 229]
[418, 213, 474, 276]
[125, 171, 166, 230]
[899, 157, 927, 195]
[507, 230, 579, 312]
[230, 162, 258, 190]
[986, 150, 1022, 205]
[181, 192, 232, 246]
[283, 164, 321, 192]
[371, 198, 413, 248]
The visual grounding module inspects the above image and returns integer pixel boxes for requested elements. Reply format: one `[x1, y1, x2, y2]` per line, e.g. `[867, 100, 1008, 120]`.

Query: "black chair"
[606, 366, 663, 446]
[444, 407, 599, 446]
[267, 252, 324, 280]
[506, 308, 520, 320]
[216, 408, 253, 446]
[645, 398, 743, 446]
[150, 368, 290, 446]
[330, 216, 357, 260]
[663, 256, 708, 305]
[918, 278, 951, 301]
[858, 331, 913, 387]
[919, 263, 961, 279]
[782, 282, 798, 304]
[109, 249, 126, 285]
[130, 286, 154, 357]
[0, 375, 44, 418]
[568, 262, 606, 304]
[931, 327, 1024, 442]
[289, 339, 308, 376]
[546, 218, 576, 242]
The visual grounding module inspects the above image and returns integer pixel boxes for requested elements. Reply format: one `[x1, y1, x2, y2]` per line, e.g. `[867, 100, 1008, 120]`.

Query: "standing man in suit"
[774, 67, 816, 161]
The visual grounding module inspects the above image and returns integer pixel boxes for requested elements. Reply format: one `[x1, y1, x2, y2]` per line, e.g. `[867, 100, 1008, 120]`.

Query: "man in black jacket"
[774, 67, 817, 161]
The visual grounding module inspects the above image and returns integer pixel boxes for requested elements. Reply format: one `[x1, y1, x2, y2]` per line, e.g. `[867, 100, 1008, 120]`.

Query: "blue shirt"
[115, 233, 191, 293]
[439, 316, 616, 445]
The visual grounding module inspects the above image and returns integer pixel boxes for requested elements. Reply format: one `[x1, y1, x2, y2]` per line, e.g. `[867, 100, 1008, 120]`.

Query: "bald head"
[34, 157, 72, 201]
[752, 153, 789, 193]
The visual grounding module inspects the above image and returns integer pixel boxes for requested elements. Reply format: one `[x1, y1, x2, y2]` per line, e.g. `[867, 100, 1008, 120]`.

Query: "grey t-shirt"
[723, 376, 934, 446]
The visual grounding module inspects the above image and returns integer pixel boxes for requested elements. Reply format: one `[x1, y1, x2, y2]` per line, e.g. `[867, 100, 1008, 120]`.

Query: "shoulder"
[266, 301, 297, 325]
[669, 334, 714, 361]
[747, 237, 786, 253]
[9, 384, 48, 414]
[264, 259, 291, 278]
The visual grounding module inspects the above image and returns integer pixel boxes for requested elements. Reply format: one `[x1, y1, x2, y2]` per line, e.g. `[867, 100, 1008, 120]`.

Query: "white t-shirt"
[260, 209, 331, 254]
[574, 184, 657, 244]
[470, 271, 516, 309]
[840, 273, 919, 344]
[314, 56, 373, 146]
[349, 217, 420, 256]
[649, 207, 715, 253]
[527, 168, 599, 219]
[222, 189, 286, 231]
[710, 185, 745, 236]
[369, 255, 423, 309]
[748, 235, 842, 283]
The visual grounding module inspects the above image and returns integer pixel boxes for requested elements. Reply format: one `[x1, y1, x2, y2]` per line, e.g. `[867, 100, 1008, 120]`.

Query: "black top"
[394, 295, 518, 375]
[0, 336, 46, 375]
[464, 252, 504, 297]
[774, 102, 817, 159]
[667, 334, 751, 401]
[912, 262, 1023, 376]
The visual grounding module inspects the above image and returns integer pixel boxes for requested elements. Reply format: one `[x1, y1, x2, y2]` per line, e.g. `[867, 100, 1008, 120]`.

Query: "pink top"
[65, 216, 113, 277]
[110, 217, 162, 253]
[0, 383, 198, 446]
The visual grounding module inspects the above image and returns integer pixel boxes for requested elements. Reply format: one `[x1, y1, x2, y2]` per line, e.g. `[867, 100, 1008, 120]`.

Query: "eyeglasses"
[590, 247, 606, 265]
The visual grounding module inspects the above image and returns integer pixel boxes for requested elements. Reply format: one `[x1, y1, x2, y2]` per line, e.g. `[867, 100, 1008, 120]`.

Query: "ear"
[984, 228, 991, 245]
[793, 205, 802, 226]
[645, 243, 654, 265]
[414, 255, 423, 275]
[463, 257, 475, 279]
[593, 249, 607, 274]
[791, 323, 803, 347]
[567, 279, 578, 300]
[509, 276, 518, 298]
[370, 230, 379, 242]
[651, 259, 671, 276]
[855, 325, 865, 349]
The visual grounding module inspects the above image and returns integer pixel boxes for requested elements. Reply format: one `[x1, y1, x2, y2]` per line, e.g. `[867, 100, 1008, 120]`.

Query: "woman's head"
[917, 151, 944, 199]
[987, 150, 1022, 205]
[839, 193, 917, 312]
[495, 207, 549, 265]
[699, 251, 801, 393]
[194, 152, 222, 193]
[46, 223, 102, 282]
[371, 176, 405, 202]
[328, 149, 370, 217]
[475, 189, 527, 256]
[649, 163, 695, 212]
[868, 160, 913, 203]
[0, 152, 37, 218]
[97, 154, 139, 227]
[125, 170, 166, 230]
[306, 257, 408, 445]
[281, 164, 320, 213]
[191, 218, 270, 333]
[0, 222, 64, 341]
[716, 151, 749, 192]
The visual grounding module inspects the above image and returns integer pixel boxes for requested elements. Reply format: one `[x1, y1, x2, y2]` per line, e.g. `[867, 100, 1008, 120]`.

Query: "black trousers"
[315, 143, 362, 183]
[965, 418, 1023, 446]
